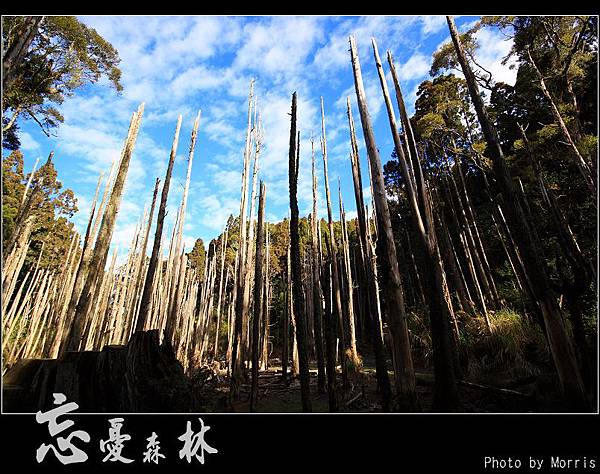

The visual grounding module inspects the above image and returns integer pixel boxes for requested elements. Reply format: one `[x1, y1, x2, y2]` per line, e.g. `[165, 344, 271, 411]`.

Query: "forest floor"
[191, 357, 577, 413]
[4, 339, 593, 413]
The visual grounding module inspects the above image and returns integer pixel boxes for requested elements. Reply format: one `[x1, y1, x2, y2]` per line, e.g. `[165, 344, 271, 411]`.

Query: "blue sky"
[15, 15, 517, 263]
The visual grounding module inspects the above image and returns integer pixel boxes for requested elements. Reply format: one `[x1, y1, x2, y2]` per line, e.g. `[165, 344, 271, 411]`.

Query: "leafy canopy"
[2, 16, 123, 149]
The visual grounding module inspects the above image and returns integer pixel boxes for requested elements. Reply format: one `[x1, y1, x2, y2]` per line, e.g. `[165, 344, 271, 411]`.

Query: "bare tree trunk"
[349, 36, 418, 410]
[281, 243, 290, 384]
[320, 97, 349, 391]
[63, 104, 144, 353]
[288, 92, 312, 412]
[338, 181, 360, 366]
[213, 226, 229, 361]
[137, 116, 182, 332]
[310, 138, 327, 394]
[2, 218, 33, 310]
[123, 177, 160, 339]
[165, 111, 201, 349]
[289, 236, 299, 378]
[260, 227, 271, 370]
[231, 80, 255, 399]
[20, 157, 40, 209]
[322, 233, 339, 412]
[347, 101, 392, 410]
[242, 120, 263, 362]
[382, 42, 461, 409]
[250, 182, 266, 412]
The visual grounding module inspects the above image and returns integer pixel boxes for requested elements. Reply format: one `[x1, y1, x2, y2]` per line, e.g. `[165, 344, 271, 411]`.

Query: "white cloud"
[395, 53, 430, 82]
[473, 27, 517, 86]
[429, 21, 517, 89]
[312, 16, 417, 76]
[233, 17, 322, 79]
[169, 65, 227, 98]
[20, 15, 500, 261]
[197, 194, 239, 232]
[19, 131, 40, 152]
[420, 16, 447, 35]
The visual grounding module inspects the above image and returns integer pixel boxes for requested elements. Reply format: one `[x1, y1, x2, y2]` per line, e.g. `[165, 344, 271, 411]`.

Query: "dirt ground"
[191, 359, 570, 413]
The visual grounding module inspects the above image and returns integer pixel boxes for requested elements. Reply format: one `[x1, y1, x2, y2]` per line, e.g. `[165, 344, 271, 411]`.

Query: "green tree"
[2, 16, 123, 149]
[2, 150, 78, 271]
[187, 238, 206, 279]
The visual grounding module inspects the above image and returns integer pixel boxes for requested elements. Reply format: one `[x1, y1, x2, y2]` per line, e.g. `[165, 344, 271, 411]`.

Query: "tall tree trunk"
[260, 227, 271, 370]
[136, 116, 182, 332]
[320, 97, 349, 391]
[20, 157, 40, 209]
[349, 36, 418, 411]
[231, 80, 255, 399]
[338, 181, 360, 367]
[322, 233, 339, 412]
[310, 138, 327, 394]
[288, 92, 312, 412]
[213, 226, 229, 360]
[281, 244, 290, 384]
[382, 42, 460, 409]
[250, 182, 266, 412]
[63, 104, 144, 353]
[347, 100, 392, 410]
[164, 111, 201, 348]
[123, 177, 160, 339]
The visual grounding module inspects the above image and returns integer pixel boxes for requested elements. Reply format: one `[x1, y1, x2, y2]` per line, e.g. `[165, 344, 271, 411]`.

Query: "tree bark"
[349, 36, 418, 411]
[250, 182, 266, 412]
[320, 97, 349, 391]
[3, 16, 44, 89]
[310, 138, 327, 394]
[136, 115, 182, 332]
[288, 92, 312, 412]
[63, 104, 144, 354]
[231, 80, 255, 399]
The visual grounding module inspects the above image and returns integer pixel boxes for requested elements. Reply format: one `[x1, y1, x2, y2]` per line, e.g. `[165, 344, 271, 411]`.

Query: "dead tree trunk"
[231, 80, 255, 399]
[137, 116, 182, 332]
[165, 111, 201, 349]
[349, 36, 418, 411]
[322, 233, 339, 412]
[383, 42, 461, 410]
[347, 99, 392, 411]
[338, 181, 360, 367]
[281, 241, 290, 383]
[213, 226, 229, 360]
[20, 157, 40, 209]
[310, 138, 327, 394]
[320, 97, 349, 391]
[250, 182, 266, 412]
[260, 226, 271, 370]
[123, 177, 160, 339]
[63, 104, 144, 353]
[288, 92, 312, 412]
